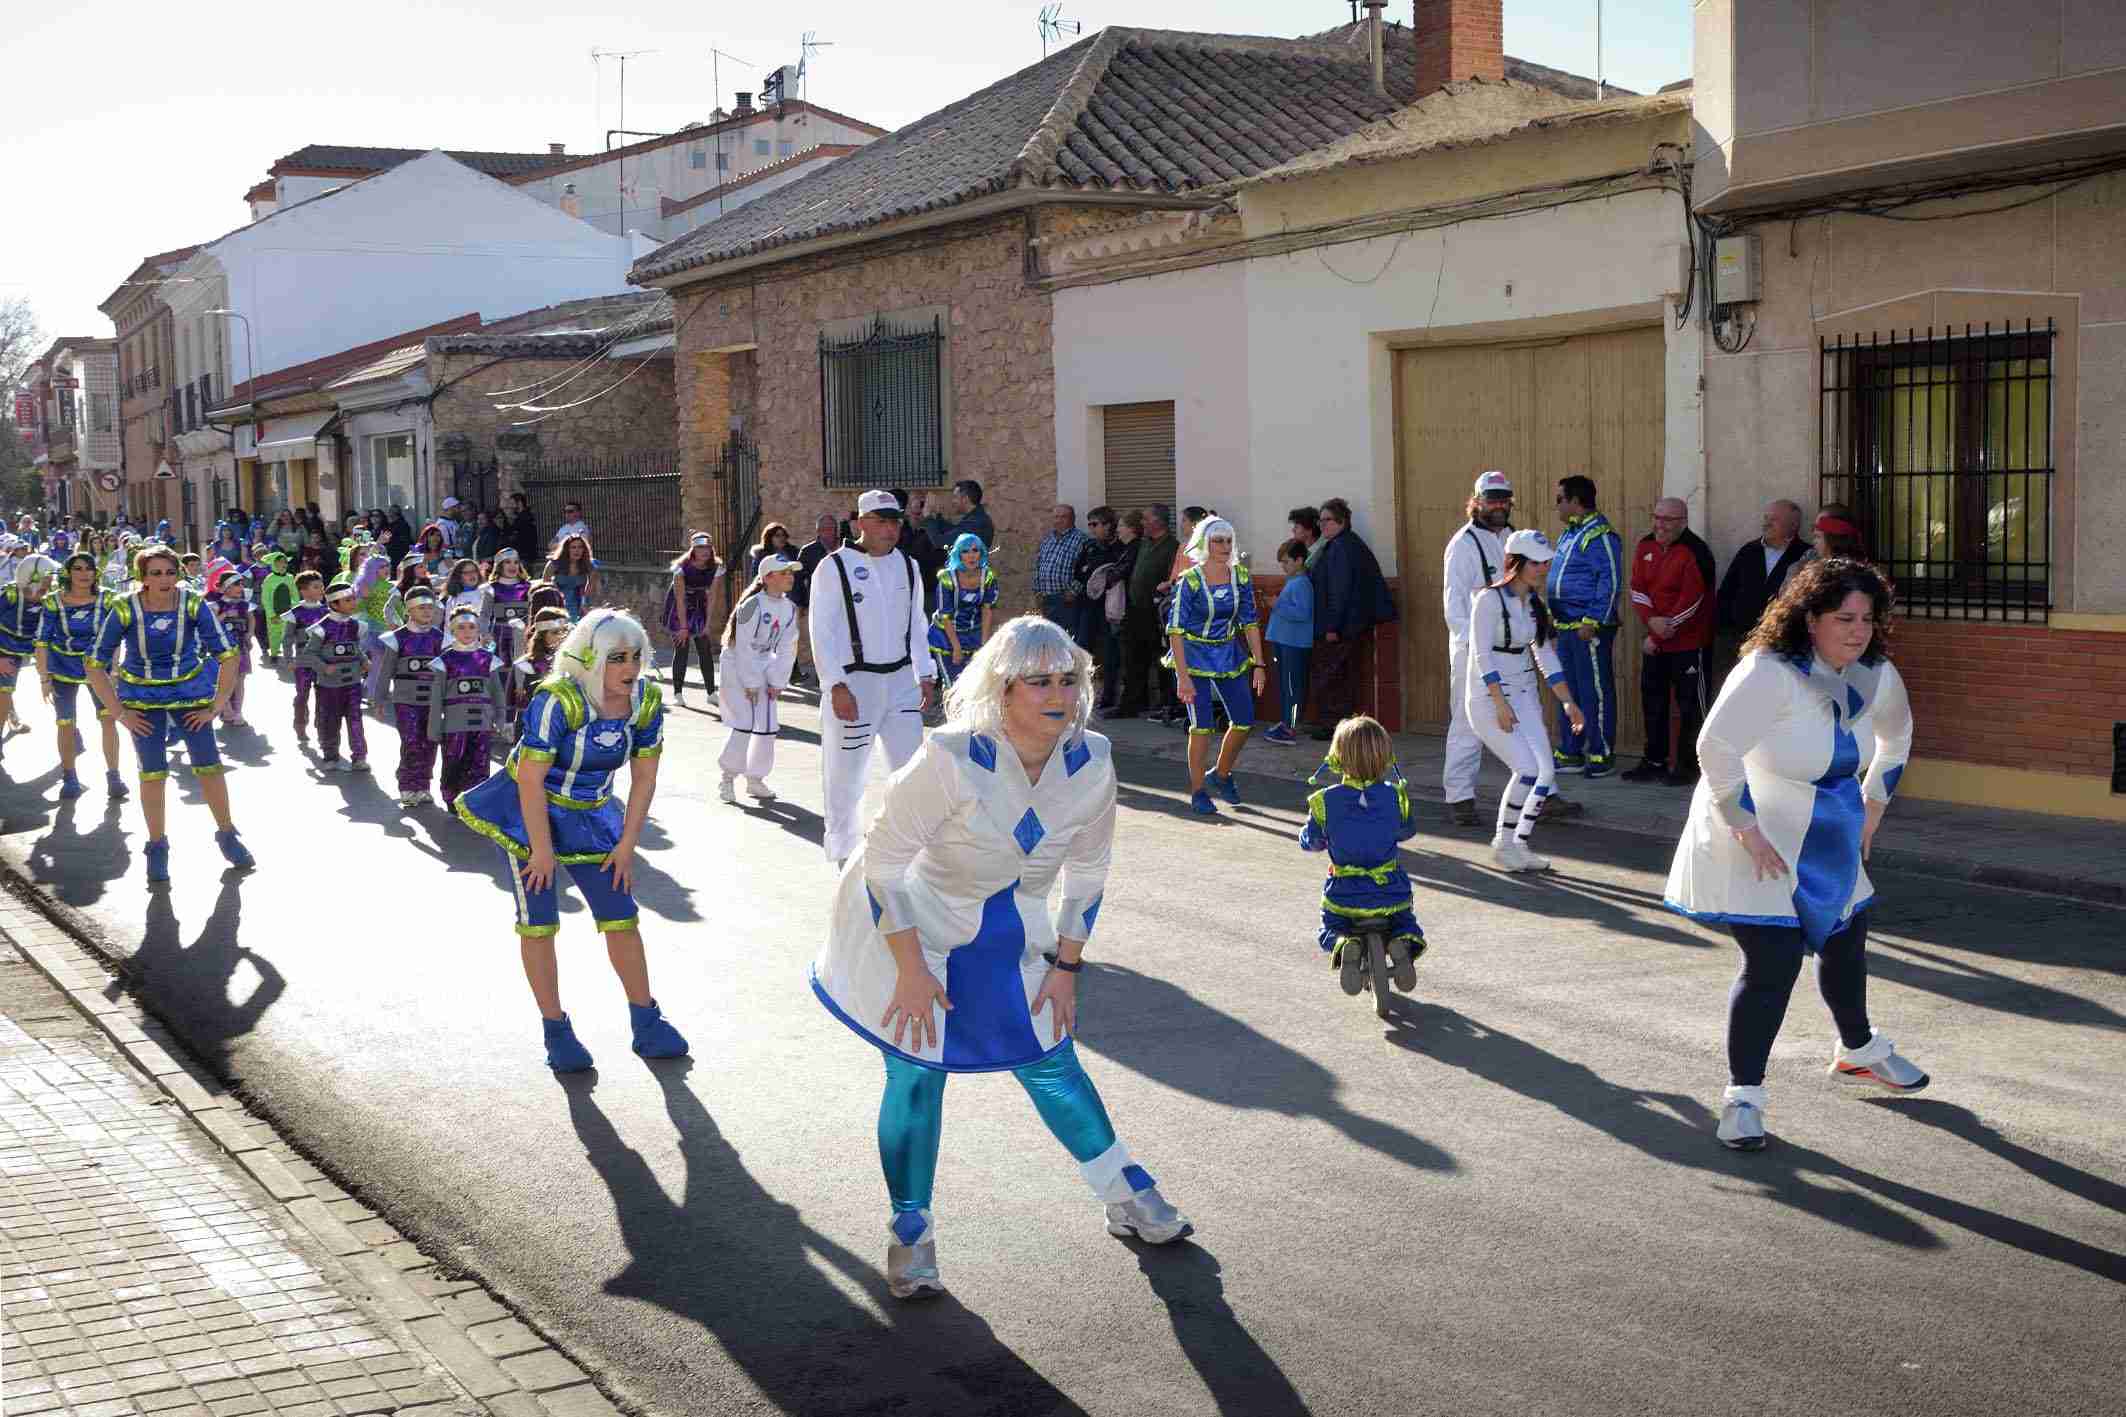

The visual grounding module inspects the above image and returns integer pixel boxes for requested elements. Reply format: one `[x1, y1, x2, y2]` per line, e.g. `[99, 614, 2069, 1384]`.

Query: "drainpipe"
[1364, 0, 1388, 97]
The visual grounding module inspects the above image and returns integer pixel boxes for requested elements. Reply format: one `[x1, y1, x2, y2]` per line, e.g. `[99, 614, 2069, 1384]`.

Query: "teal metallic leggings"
[879, 1039, 1117, 1213]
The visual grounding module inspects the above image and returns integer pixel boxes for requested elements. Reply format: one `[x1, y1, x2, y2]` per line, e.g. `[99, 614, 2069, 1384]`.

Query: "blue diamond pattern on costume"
[1063, 738, 1091, 776]
[968, 734, 998, 772]
[1013, 807, 1046, 854]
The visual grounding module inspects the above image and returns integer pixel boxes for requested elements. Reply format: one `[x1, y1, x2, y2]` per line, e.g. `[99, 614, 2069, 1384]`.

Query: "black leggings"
[670, 635, 716, 693]
[1727, 911, 1873, 1087]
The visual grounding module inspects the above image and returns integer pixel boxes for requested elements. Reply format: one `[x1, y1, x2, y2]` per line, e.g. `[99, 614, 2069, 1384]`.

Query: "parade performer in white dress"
[715, 552, 801, 805]
[809, 489, 936, 865]
[1466, 530, 1585, 872]
[1664, 558, 1927, 1152]
[454, 608, 690, 1073]
[811, 616, 1191, 1301]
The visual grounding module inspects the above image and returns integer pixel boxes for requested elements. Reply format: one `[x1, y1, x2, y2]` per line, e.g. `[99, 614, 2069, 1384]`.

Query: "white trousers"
[717, 668, 781, 784]
[1469, 676, 1555, 841]
[822, 671, 926, 862]
[1444, 638, 1486, 803]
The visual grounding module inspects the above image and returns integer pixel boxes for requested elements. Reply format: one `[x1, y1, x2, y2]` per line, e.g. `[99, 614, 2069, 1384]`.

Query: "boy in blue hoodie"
[1262, 539, 1315, 744]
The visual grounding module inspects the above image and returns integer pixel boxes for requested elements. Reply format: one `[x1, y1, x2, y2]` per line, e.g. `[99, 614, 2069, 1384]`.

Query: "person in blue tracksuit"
[1546, 475, 1624, 778]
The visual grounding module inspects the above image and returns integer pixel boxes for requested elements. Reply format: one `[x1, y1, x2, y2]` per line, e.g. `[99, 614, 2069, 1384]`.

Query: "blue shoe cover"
[543, 1014, 595, 1072]
[215, 828, 256, 870]
[1189, 788, 1217, 816]
[1208, 771, 1241, 805]
[144, 838, 171, 885]
[59, 776, 86, 800]
[107, 771, 129, 799]
[629, 999, 690, 1059]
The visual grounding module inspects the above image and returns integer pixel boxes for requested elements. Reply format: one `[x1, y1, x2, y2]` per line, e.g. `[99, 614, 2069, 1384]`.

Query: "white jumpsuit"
[1464, 584, 1566, 843]
[1441, 521, 1507, 803]
[717, 589, 799, 785]
[807, 544, 934, 863]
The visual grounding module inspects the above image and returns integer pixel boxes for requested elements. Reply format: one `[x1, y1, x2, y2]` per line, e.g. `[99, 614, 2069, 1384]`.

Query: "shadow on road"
[1861, 1096, 2126, 1219]
[126, 879, 286, 1079]
[1120, 1236, 1312, 1417]
[563, 1060, 1088, 1417]
[1080, 963, 1456, 1176]
[1392, 1003, 2126, 1284]
[25, 798, 130, 909]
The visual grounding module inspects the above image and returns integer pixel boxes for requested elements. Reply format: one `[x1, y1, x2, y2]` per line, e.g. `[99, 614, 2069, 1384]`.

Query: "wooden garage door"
[1394, 327, 1666, 753]
[1101, 401, 1176, 512]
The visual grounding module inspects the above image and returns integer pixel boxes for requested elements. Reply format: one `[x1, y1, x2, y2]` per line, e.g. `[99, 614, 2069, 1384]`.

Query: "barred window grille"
[1820, 320, 2054, 621]
[819, 316, 945, 489]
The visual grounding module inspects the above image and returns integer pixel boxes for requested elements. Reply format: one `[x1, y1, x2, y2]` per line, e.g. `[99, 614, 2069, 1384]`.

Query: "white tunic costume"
[808, 543, 934, 862]
[1441, 521, 1507, 801]
[716, 588, 799, 782]
[1665, 650, 1913, 948]
[812, 727, 1114, 1071]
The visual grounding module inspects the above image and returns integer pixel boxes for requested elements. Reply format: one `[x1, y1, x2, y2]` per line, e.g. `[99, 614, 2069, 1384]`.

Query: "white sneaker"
[717, 775, 738, 805]
[1519, 844, 1553, 871]
[1830, 1032, 1929, 1092]
[1105, 1186, 1192, 1244]
[1491, 833, 1542, 872]
[746, 777, 777, 801]
[397, 792, 418, 808]
[885, 1211, 944, 1300]
[1718, 1084, 1768, 1150]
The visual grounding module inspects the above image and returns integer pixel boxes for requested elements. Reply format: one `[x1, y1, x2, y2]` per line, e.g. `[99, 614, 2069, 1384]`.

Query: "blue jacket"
[1546, 512, 1623, 628]
[1311, 529, 1397, 640]
[1266, 572, 1314, 648]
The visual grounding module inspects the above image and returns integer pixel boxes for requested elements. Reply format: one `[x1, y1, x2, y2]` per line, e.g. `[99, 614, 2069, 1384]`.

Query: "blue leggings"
[879, 1039, 1117, 1213]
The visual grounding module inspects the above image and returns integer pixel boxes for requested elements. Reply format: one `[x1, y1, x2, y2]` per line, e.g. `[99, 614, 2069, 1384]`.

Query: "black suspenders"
[831, 550, 917, 675]
[1462, 524, 1496, 582]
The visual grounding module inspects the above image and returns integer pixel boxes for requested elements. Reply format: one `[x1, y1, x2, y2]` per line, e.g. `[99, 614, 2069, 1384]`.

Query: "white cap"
[756, 553, 802, 575]
[1503, 528, 1556, 562]
[855, 489, 904, 518]
[441, 496, 461, 510]
[1474, 470, 1513, 498]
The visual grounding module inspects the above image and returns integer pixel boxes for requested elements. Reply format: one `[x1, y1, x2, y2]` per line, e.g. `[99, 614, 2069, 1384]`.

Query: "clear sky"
[2, 0, 1689, 344]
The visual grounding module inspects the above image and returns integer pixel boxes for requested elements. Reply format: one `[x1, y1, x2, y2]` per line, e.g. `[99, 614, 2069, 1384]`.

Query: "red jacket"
[1630, 535, 1712, 651]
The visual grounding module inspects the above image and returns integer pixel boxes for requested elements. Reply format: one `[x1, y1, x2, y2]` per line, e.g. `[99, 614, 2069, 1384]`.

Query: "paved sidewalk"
[0, 906, 618, 1417]
[1088, 710, 2126, 906]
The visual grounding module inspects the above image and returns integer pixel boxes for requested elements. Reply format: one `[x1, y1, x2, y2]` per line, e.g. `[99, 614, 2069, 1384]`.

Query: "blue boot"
[144, 838, 171, 885]
[1189, 788, 1217, 816]
[215, 829, 256, 870]
[107, 771, 129, 800]
[59, 775, 86, 800]
[542, 1014, 594, 1072]
[1207, 770, 1241, 806]
[629, 999, 689, 1059]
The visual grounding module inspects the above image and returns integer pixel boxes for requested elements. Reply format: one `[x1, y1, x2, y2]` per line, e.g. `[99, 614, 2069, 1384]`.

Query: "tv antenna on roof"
[591, 48, 658, 148]
[799, 31, 833, 99]
[1038, 5, 1081, 57]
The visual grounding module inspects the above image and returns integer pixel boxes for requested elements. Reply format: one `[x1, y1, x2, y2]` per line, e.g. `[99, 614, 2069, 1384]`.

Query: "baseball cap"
[1504, 528, 1556, 562]
[855, 489, 904, 518]
[1474, 471, 1513, 499]
[442, 496, 461, 511]
[756, 553, 802, 575]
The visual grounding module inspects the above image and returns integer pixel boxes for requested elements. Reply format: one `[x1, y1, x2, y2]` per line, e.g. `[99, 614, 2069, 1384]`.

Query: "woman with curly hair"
[1664, 557, 1924, 1153]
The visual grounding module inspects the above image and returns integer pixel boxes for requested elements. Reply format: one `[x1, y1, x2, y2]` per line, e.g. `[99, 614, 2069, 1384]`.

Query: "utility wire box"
[1714, 234, 1761, 304]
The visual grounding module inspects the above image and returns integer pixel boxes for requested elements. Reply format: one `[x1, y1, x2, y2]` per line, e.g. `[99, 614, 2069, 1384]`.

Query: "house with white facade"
[1048, 11, 1694, 736]
[163, 150, 651, 533]
[27, 338, 122, 522]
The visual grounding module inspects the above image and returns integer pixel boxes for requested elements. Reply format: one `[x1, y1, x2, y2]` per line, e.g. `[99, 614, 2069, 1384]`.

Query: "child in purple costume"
[305, 579, 371, 772]
[378, 586, 447, 806]
[207, 568, 255, 727]
[438, 606, 503, 809]
[282, 571, 330, 746]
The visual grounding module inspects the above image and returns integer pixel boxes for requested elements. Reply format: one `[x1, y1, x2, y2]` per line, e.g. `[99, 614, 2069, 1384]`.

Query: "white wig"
[13, 554, 58, 594]
[944, 614, 1095, 742]
[551, 606, 651, 703]
[1185, 516, 1237, 565]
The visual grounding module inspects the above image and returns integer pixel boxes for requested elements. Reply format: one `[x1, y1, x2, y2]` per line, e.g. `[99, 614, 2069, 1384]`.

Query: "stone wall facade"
[672, 209, 1106, 612]
[426, 348, 679, 510]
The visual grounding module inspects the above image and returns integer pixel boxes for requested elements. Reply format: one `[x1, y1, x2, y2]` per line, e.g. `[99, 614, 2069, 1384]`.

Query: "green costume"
[259, 554, 298, 654]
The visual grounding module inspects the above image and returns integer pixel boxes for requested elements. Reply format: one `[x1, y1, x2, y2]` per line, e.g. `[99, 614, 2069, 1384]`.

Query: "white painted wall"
[1053, 260, 1250, 530]
[1053, 189, 1702, 576]
[667, 152, 854, 236]
[173, 152, 643, 389]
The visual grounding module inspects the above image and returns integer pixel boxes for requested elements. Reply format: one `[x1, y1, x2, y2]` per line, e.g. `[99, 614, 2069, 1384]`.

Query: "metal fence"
[1819, 319, 2054, 622]
[819, 316, 945, 489]
[719, 435, 761, 612]
[520, 451, 681, 566]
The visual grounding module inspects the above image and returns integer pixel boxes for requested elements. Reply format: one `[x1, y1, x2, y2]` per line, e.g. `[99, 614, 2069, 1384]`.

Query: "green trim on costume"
[541, 675, 589, 731]
[1307, 789, 1327, 826]
[119, 696, 216, 710]
[514, 923, 562, 938]
[631, 743, 663, 760]
[118, 667, 205, 686]
[630, 679, 662, 729]
[141, 770, 169, 782]
[1161, 655, 1258, 678]
[1330, 861, 1405, 884]
[1322, 899, 1413, 919]
[191, 764, 224, 778]
[505, 759, 609, 809]
[516, 747, 558, 764]
[594, 916, 641, 933]
[453, 795, 609, 863]
[1188, 726, 1215, 737]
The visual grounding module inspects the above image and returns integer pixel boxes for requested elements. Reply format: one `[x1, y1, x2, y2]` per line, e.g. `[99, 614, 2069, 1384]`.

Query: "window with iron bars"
[1819, 320, 2054, 621]
[819, 316, 946, 489]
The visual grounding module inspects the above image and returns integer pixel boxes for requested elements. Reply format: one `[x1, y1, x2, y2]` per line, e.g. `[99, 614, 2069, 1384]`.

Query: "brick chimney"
[548, 142, 566, 156]
[1414, 0, 1504, 93]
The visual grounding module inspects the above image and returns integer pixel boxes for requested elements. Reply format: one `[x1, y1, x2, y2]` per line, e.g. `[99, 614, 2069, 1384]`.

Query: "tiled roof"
[633, 24, 1608, 283]
[269, 144, 560, 180]
[660, 145, 862, 219]
[1249, 83, 1689, 185]
[516, 102, 888, 183]
[221, 314, 483, 406]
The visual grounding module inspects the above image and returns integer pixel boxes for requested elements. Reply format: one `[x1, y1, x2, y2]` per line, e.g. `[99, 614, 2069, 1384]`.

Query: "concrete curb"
[0, 886, 632, 1417]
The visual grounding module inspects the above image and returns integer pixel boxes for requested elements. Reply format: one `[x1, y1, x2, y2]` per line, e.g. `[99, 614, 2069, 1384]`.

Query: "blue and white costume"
[37, 593, 111, 728]
[717, 586, 799, 789]
[927, 564, 998, 683]
[1665, 650, 1913, 948]
[1163, 561, 1258, 733]
[1300, 770, 1423, 952]
[90, 588, 236, 781]
[1465, 581, 1567, 848]
[454, 675, 664, 935]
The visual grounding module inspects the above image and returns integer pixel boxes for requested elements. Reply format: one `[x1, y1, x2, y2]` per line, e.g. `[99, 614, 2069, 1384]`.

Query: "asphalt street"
[1, 664, 2121, 1417]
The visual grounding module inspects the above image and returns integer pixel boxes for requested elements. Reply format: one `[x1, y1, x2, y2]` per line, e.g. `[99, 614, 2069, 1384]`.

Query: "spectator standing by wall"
[507, 492, 541, 564]
[1716, 499, 1807, 681]
[750, 522, 792, 580]
[473, 510, 504, 562]
[1261, 538, 1315, 744]
[436, 496, 466, 554]
[920, 479, 994, 551]
[1073, 506, 1122, 661]
[1287, 507, 1324, 567]
[1306, 497, 1397, 742]
[1807, 505, 1867, 563]
[1546, 475, 1625, 778]
[552, 499, 591, 547]
[893, 490, 945, 617]
[1113, 505, 1178, 718]
[1625, 498, 1715, 785]
[1033, 504, 1091, 633]
[1091, 512, 1142, 711]
[792, 512, 843, 687]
